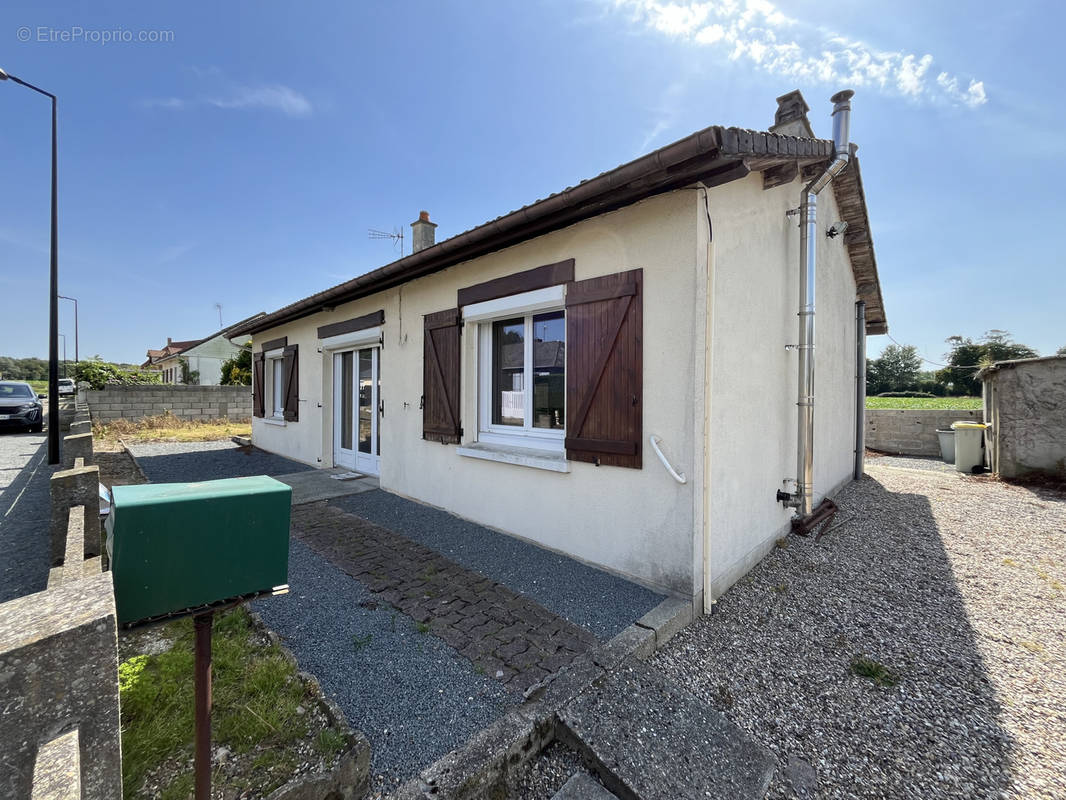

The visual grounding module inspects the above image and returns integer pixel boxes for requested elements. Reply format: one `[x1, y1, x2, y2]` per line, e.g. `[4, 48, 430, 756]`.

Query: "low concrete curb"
[386, 597, 698, 800]
[118, 440, 151, 485]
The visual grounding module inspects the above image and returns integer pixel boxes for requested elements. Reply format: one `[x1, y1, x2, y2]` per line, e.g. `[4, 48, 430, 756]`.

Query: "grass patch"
[315, 728, 348, 759]
[850, 655, 899, 687]
[865, 396, 981, 410]
[119, 607, 315, 798]
[94, 411, 251, 443]
[27, 379, 49, 393]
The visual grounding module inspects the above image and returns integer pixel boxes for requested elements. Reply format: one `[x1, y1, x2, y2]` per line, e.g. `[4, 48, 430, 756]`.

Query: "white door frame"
[332, 345, 381, 475]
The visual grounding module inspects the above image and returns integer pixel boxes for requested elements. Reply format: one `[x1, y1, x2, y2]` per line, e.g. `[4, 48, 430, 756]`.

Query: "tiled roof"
[231, 120, 885, 337]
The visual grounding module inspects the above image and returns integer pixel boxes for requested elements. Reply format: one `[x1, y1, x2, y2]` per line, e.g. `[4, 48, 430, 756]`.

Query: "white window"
[469, 287, 565, 452]
[271, 356, 285, 418]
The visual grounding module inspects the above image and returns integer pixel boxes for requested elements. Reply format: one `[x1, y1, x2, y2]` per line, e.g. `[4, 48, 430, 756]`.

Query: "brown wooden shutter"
[565, 269, 643, 468]
[423, 309, 462, 443]
[252, 351, 265, 418]
[282, 344, 299, 422]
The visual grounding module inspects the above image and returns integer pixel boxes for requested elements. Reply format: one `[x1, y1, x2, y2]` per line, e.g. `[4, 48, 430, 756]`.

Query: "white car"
[58, 378, 76, 395]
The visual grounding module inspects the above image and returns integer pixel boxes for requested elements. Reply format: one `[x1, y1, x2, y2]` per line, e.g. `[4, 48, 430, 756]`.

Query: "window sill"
[264, 417, 287, 427]
[456, 442, 570, 473]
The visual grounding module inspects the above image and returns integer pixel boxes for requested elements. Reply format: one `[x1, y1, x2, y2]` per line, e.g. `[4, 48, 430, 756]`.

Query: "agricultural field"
[865, 396, 982, 410]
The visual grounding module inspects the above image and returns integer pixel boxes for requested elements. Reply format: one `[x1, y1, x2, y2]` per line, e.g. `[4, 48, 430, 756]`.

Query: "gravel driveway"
[653, 460, 1065, 799]
[127, 440, 313, 483]
[0, 430, 54, 602]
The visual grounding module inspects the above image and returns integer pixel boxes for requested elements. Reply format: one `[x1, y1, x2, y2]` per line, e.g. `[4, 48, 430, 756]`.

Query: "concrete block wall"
[85, 384, 252, 423]
[865, 408, 982, 457]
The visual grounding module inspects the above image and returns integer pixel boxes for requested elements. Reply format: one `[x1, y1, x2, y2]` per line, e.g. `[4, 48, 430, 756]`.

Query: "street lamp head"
[0, 68, 9, 81]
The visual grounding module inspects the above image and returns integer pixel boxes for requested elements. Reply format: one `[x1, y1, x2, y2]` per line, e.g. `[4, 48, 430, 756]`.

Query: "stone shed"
[980, 355, 1066, 479]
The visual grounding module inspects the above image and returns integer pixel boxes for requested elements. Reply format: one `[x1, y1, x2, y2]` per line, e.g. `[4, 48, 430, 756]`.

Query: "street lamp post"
[59, 295, 78, 363]
[0, 66, 60, 464]
[58, 333, 67, 377]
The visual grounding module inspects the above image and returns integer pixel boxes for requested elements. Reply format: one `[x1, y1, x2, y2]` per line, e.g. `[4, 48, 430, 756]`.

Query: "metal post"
[194, 611, 213, 800]
[0, 68, 61, 463]
[48, 93, 59, 464]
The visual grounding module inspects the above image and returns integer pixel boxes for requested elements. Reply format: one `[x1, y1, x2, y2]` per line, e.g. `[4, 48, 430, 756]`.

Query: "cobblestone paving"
[293, 502, 598, 693]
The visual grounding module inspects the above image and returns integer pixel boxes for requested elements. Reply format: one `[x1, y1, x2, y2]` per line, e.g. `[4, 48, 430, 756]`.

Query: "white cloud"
[141, 97, 186, 110]
[639, 79, 687, 151]
[206, 85, 313, 117]
[142, 70, 314, 117]
[611, 0, 987, 108]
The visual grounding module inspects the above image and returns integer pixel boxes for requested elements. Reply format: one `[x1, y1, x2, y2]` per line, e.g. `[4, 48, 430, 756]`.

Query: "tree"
[1056, 345, 1066, 357]
[179, 357, 200, 385]
[866, 343, 922, 394]
[219, 349, 252, 386]
[936, 330, 1038, 396]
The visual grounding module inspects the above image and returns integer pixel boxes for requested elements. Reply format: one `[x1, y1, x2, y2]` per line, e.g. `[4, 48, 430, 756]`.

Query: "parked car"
[58, 377, 76, 395]
[0, 381, 44, 433]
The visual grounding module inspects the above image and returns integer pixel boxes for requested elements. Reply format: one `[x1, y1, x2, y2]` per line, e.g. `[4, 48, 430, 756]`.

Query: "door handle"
[379, 398, 384, 418]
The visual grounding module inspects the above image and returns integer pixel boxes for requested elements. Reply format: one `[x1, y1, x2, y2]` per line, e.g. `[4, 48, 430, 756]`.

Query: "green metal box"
[106, 476, 291, 626]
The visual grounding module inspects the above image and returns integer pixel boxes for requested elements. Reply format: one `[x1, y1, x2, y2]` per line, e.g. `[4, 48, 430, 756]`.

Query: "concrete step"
[559, 661, 775, 800]
[551, 771, 619, 799]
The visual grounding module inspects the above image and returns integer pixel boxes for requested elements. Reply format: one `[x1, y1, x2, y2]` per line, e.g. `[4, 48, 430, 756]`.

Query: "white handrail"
[649, 435, 687, 484]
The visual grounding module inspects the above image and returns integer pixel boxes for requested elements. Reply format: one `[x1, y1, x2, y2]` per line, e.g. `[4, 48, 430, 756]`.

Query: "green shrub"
[74, 359, 161, 390]
[220, 349, 252, 386]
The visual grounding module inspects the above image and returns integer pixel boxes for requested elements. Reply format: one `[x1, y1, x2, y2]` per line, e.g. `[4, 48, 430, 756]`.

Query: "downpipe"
[780, 90, 854, 519]
[854, 300, 866, 480]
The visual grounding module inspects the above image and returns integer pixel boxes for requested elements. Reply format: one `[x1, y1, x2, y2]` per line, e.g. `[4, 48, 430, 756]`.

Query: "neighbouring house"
[143, 313, 265, 385]
[228, 90, 887, 611]
[980, 355, 1066, 479]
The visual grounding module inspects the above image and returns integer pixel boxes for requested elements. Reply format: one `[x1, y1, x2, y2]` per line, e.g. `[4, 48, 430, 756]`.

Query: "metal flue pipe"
[792, 90, 853, 517]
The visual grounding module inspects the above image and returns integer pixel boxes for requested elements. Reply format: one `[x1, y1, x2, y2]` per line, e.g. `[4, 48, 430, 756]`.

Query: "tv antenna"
[368, 226, 404, 258]
[214, 303, 223, 327]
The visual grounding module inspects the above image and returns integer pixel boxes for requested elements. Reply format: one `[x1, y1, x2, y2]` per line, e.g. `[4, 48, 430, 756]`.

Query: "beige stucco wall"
[251, 191, 706, 597]
[983, 357, 1066, 478]
[250, 175, 867, 605]
[704, 172, 860, 603]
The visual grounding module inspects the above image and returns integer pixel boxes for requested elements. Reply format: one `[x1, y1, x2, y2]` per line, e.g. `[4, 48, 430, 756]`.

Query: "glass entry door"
[333, 346, 380, 475]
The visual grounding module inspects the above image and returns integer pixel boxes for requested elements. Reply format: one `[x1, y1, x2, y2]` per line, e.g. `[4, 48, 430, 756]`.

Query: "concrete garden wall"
[85, 384, 252, 423]
[865, 409, 982, 457]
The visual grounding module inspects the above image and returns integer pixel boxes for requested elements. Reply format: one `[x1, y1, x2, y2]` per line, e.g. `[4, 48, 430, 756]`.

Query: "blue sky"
[0, 0, 1062, 367]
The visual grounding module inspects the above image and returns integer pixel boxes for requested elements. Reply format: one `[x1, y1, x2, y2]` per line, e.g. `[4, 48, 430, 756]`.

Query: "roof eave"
[232, 125, 886, 337]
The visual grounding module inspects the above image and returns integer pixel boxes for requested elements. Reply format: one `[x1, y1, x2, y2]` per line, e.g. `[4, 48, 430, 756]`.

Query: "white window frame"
[266, 347, 285, 420]
[470, 286, 566, 453]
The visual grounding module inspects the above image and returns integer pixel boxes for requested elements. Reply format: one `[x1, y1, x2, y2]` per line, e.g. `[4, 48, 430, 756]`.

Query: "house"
[228, 90, 887, 611]
[142, 313, 265, 385]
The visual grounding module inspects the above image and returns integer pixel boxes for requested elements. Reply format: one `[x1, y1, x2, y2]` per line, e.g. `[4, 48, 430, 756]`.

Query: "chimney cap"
[411, 210, 437, 228]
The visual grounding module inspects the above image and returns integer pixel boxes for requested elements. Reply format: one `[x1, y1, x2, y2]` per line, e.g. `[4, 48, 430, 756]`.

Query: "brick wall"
[865, 408, 982, 457]
[84, 384, 252, 423]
